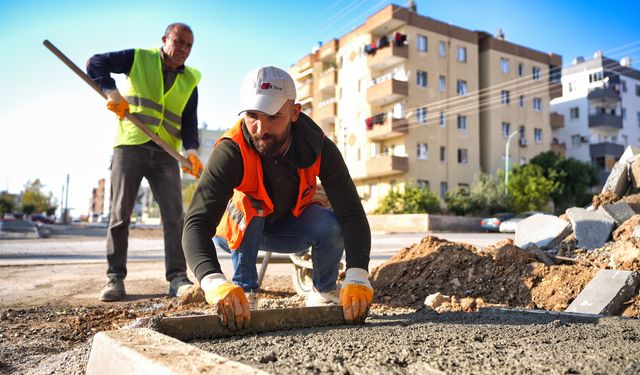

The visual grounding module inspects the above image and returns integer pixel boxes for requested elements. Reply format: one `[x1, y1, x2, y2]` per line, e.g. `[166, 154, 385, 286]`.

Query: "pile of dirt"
[370, 236, 609, 313]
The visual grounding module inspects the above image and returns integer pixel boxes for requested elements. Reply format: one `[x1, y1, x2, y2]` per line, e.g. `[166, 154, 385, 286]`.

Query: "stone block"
[565, 270, 640, 315]
[602, 201, 636, 226]
[515, 214, 572, 250]
[602, 146, 640, 196]
[566, 207, 615, 250]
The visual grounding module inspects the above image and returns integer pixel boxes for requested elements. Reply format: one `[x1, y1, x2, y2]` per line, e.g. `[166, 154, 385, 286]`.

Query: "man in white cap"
[183, 66, 373, 328]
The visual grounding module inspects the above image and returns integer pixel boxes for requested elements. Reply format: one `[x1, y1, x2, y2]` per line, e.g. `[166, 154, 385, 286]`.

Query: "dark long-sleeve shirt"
[183, 113, 371, 283]
[86, 48, 199, 150]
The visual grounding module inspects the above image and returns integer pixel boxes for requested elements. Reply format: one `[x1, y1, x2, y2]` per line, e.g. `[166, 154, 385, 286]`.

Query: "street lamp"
[504, 131, 518, 197]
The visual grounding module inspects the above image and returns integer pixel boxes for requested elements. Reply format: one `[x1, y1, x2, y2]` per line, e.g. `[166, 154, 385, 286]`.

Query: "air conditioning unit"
[580, 136, 589, 143]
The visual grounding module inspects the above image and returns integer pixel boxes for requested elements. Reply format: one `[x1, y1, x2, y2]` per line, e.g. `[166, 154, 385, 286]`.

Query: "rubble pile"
[372, 147, 640, 317]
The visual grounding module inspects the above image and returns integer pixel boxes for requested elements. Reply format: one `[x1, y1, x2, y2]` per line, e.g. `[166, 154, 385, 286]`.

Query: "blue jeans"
[213, 204, 344, 292]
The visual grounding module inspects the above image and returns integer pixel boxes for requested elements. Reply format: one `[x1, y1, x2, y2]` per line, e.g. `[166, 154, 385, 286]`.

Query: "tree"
[529, 151, 598, 213]
[374, 187, 440, 214]
[444, 187, 478, 216]
[21, 179, 57, 215]
[469, 172, 506, 215]
[0, 192, 14, 215]
[508, 164, 557, 212]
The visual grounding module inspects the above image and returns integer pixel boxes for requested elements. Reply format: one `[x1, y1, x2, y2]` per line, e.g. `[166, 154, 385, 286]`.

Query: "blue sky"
[1, 0, 639, 215]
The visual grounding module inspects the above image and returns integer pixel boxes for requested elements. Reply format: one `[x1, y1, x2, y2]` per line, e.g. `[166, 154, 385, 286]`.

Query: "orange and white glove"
[340, 268, 374, 323]
[182, 149, 203, 178]
[201, 273, 251, 330]
[105, 89, 129, 120]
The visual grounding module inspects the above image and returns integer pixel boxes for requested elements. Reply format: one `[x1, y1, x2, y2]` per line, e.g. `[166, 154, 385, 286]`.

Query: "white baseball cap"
[238, 66, 297, 116]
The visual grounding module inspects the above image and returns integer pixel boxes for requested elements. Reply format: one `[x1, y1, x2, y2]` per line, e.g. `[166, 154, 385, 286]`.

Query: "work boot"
[246, 291, 259, 310]
[168, 275, 193, 297]
[305, 287, 340, 307]
[99, 276, 125, 302]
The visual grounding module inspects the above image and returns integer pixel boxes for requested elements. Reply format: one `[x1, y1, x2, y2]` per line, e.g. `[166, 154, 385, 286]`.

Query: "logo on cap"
[260, 82, 272, 90]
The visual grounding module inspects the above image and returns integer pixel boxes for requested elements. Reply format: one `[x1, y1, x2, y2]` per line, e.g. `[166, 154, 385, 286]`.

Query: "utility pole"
[60, 185, 65, 223]
[64, 174, 70, 224]
[504, 131, 519, 198]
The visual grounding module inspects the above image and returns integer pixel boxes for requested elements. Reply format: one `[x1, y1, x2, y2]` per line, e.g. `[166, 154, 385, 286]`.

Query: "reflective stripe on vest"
[215, 118, 323, 250]
[115, 48, 201, 151]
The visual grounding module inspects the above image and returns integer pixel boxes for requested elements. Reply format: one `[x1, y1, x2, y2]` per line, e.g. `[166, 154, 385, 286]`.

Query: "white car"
[499, 211, 550, 233]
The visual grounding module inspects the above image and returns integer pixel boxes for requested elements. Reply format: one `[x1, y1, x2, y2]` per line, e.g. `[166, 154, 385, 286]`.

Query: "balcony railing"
[314, 101, 336, 125]
[364, 5, 409, 36]
[297, 82, 314, 100]
[367, 43, 408, 70]
[550, 112, 565, 130]
[318, 69, 337, 93]
[366, 79, 408, 105]
[589, 142, 624, 158]
[588, 113, 623, 129]
[588, 86, 621, 103]
[366, 114, 408, 141]
[366, 155, 409, 178]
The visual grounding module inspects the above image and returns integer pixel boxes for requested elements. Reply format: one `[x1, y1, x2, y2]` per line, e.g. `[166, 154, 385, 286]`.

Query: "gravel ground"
[192, 308, 640, 374]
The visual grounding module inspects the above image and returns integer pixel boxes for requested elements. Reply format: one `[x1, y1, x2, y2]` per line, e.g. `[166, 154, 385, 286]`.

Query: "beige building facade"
[290, 4, 561, 213]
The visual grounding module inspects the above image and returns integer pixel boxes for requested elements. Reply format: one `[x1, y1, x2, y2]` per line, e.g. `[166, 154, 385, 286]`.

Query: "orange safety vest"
[215, 118, 322, 250]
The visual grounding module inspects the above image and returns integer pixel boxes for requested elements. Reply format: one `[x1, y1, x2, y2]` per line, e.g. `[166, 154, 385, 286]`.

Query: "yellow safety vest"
[115, 48, 201, 151]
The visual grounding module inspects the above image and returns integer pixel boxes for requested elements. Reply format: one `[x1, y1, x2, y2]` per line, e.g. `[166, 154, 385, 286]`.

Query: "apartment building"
[551, 53, 640, 186]
[290, 3, 561, 212]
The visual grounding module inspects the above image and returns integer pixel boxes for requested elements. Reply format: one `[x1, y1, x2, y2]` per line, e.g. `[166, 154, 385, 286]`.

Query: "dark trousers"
[106, 144, 187, 281]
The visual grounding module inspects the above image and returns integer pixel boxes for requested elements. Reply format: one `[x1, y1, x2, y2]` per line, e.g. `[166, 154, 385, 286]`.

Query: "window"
[636, 84, 640, 96]
[520, 157, 527, 165]
[622, 107, 627, 119]
[500, 58, 509, 74]
[417, 143, 428, 160]
[457, 46, 467, 62]
[440, 182, 448, 199]
[438, 41, 446, 57]
[417, 35, 428, 52]
[457, 148, 468, 164]
[519, 95, 525, 107]
[534, 128, 542, 143]
[457, 115, 467, 130]
[502, 122, 511, 137]
[456, 80, 468, 95]
[439, 75, 446, 92]
[621, 80, 627, 93]
[439, 112, 446, 127]
[501, 90, 510, 104]
[417, 70, 428, 87]
[623, 135, 628, 146]
[568, 81, 575, 92]
[417, 107, 428, 123]
[637, 111, 640, 127]
[532, 66, 541, 80]
[517, 63, 524, 77]
[570, 107, 579, 119]
[533, 97, 542, 112]
[571, 134, 581, 147]
[440, 146, 446, 161]
[417, 180, 429, 190]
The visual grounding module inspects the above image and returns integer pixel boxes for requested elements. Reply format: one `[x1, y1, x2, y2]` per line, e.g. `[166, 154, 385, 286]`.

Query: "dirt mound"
[592, 191, 620, 209]
[371, 236, 598, 312]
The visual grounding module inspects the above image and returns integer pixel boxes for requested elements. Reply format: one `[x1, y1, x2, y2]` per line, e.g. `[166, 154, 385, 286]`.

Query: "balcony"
[319, 39, 338, 62]
[297, 82, 313, 101]
[294, 54, 313, 74]
[589, 142, 624, 159]
[588, 113, 622, 130]
[314, 101, 336, 126]
[550, 141, 566, 156]
[367, 79, 408, 105]
[317, 69, 337, 93]
[549, 82, 562, 100]
[550, 112, 565, 130]
[366, 155, 409, 178]
[588, 86, 621, 104]
[367, 43, 408, 70]
[366, 114, 408, 141]
[364, 4, 409, 36]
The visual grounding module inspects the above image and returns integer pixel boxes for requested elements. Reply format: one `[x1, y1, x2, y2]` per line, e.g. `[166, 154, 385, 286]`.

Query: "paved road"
[0, 232, 511, 267]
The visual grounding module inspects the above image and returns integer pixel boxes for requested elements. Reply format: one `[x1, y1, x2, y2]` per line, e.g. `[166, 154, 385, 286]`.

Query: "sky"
[1, 0, 639, 217]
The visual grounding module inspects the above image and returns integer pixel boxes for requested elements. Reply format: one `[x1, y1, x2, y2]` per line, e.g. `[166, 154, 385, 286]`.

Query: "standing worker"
[87, 23, 203, 301]
[183, 66, 374, 329]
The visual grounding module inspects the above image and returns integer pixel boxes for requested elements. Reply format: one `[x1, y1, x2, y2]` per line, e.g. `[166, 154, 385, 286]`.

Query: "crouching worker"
[182, 66, 373, 329]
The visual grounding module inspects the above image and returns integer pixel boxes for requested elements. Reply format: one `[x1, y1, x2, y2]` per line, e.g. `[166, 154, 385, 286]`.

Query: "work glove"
[340, 268, 374, 323]
[182, 149, 203, 178]
[105, 89, 129, 120]
[201, 273, 251, 330]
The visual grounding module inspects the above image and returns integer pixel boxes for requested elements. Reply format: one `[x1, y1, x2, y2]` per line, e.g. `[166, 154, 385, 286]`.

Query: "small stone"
[424, 292, 450, 309]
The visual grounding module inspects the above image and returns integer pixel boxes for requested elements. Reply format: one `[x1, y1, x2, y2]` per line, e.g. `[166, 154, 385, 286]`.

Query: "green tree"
[374, 187, 440, 214]
[21, 179, 56, 214]
[508, 164, 557, 212]
[0, 192, 14, 215]
[469, 172, 506, 215]
[444, 187, 478, 216]
[529, 151, 598, 213]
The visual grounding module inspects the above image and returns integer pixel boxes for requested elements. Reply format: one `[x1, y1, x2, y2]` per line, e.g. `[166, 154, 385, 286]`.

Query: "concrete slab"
[601, 146, 640, 196]
[0, 220, 40, 239]
[630, 155, 640, 189]
[86, 328, 265, 375]
[566, 270, 640, 315]
[514, 214, 572, 250]
[602, 201, 637, 226]
[566, 207, 615, 250]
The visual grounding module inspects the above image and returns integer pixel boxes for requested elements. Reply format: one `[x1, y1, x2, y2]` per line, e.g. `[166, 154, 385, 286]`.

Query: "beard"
[251, 124, 291, 157]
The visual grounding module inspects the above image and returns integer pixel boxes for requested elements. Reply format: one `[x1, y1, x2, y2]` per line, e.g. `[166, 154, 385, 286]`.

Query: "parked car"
[30, 214, 54, 224]
[498, 211, 551, 233]
[480, 213, 514, 232]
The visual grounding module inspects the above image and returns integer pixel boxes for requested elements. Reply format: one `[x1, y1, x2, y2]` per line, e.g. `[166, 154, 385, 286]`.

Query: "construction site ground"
[2, 225, 640, 374]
